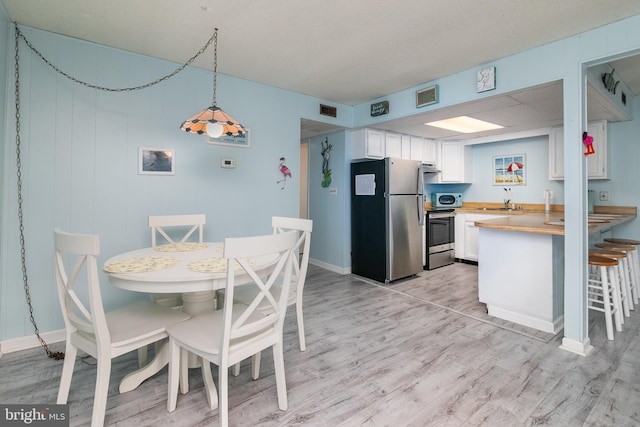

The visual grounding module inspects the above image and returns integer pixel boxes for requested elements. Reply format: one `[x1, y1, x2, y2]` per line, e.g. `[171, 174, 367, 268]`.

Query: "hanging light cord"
[212, 28, 218, 106]
[12, 22, 216, 360]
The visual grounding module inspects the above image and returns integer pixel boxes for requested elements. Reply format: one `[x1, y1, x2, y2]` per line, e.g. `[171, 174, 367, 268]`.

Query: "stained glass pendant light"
[180, 28, 246, 138]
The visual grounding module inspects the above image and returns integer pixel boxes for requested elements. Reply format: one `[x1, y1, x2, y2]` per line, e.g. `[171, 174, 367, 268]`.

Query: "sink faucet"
[503, 187, 512, 209]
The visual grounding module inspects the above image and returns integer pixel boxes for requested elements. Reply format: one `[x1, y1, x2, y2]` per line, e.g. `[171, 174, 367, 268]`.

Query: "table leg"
[119, 341, 169, 393]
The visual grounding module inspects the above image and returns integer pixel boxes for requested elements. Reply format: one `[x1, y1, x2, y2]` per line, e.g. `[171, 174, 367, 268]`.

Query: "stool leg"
[600, 266, 615, 340]
[630, 248, 640, 304]
[608, 266, 623, 333]
[619, 257, 633, 315]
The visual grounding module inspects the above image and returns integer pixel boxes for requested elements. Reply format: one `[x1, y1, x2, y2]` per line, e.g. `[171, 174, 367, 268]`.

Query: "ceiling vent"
[319, 104, 337, 118]
[416, 85, 439, 108]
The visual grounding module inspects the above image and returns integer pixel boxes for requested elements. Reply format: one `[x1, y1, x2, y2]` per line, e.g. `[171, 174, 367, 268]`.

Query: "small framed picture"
[493, 154, 525, 185]
[138, 147, 175, 175]
[207, 129, 251, 148]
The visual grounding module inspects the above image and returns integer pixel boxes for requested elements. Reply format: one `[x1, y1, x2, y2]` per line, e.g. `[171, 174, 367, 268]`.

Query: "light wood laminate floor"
[2, 263, 639, 426]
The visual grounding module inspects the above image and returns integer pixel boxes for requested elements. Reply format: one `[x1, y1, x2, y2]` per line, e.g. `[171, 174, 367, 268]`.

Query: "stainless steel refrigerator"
[351, 158, 424, 283]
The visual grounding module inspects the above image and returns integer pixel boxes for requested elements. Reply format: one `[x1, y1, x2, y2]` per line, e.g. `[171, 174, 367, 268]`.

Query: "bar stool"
[588, 248, 630, 320]
[588, 255, 622, 341]
[596, 242, 638, 306]
[604, 238, 640, 304]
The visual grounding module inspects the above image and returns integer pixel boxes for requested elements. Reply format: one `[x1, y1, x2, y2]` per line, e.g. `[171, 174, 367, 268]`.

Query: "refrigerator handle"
[416, 165, 424, 226]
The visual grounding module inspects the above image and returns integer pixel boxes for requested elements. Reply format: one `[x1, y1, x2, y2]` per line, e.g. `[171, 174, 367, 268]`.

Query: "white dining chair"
[234, 216, 313, 351]
[148, 214, 206, 308]
[166, 230, 298, 427]
[54, 229, 190, 427]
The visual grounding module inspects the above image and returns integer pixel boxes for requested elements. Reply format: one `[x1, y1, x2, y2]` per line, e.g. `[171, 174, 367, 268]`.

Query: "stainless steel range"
[424, 209, 455, 270]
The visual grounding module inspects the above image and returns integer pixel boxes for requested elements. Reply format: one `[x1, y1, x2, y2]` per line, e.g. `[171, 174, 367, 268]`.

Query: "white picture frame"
[138, 147, 175, 175]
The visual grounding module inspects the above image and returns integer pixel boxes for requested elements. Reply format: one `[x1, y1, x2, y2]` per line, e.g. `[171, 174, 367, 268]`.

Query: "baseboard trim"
[309, 258, 349, 275]
[0, 329, 66, 355]
[559, 336, 594, 357]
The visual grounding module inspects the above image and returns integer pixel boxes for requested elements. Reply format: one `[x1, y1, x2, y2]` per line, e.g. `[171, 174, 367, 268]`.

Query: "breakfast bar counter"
[471, 206, 636, 334]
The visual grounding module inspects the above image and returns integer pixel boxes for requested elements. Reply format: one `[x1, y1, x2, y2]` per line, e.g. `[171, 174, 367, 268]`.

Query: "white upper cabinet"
[351, 128, 385, 159]
[549, 120, 608, 180]
[409, 136, 425, 161]
[440, 141, 472, 183]
[401, 134, 412, 159]
[423, 138, 437, 163]
[384, 132, 402, 159]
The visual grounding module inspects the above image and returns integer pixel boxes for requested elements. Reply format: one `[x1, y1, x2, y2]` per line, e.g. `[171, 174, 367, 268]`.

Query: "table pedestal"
[181, 291, 217, 367]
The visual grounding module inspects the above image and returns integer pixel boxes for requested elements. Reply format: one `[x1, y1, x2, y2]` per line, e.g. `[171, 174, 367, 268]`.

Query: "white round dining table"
[102, 242, 277, 393]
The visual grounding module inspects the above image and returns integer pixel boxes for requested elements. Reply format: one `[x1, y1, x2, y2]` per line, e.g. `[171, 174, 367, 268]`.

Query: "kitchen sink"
[480, 207, 516, 211]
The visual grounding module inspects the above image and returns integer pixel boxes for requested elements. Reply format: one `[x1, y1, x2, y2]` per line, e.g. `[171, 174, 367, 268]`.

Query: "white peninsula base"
[478, 227, 564, 334]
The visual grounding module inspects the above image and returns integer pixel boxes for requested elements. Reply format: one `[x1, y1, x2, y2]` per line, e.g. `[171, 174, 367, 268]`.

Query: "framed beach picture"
[493, 154, 525, 185]
[138, 147, 175, 175]
[207, 129, 251, 148]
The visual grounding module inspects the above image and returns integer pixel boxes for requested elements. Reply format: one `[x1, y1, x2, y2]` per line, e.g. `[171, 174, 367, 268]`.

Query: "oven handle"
[428, 211, 455, 219]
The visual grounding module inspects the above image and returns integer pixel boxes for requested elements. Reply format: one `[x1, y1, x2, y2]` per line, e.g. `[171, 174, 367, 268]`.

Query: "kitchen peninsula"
[473, 206, 636, 334]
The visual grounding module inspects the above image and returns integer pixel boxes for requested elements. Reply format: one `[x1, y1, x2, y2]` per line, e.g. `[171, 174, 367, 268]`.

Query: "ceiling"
[3, 0, 640, 140]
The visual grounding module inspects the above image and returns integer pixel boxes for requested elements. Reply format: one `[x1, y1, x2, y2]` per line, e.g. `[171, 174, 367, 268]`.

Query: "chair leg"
[179, 347, 189, 395]
[272, 342, 288, 411]
[56, 342, 77, 404]
[202, 358, 218, 410]
[218, 363, 228, 427]
[167, 338, 180, 413]
[251, 352, 261, 380]
[91, 357, 111, 427]
[296, 301, 306, 351]
[231, 362, 240, 377]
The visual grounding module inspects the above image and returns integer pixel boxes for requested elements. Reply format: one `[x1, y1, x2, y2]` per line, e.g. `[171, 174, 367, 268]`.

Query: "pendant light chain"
[14, 24, 64, 360]
[212, 28, 218, 106]
[15, 24, 215, 92]
[11, 23, 216, 360]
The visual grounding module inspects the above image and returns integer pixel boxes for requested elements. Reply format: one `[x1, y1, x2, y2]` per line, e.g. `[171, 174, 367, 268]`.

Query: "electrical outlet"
[599, 191, 608, 201]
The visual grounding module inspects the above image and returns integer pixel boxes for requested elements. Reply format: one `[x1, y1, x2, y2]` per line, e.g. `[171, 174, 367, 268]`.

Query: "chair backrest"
[221, 230, 298, 356]
[271, 216, 313, 291]
[54, 229, 110, 348]
[149, 214, 206, 248]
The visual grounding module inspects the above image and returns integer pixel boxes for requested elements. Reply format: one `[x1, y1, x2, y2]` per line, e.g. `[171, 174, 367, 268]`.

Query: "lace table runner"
[187, 257, 255, 273]
[154, 242, 209, 252]
[103, 256, 181, 273]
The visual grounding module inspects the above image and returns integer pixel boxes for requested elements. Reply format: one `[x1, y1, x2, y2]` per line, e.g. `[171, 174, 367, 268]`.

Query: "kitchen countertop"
[470, 205, 637, 235]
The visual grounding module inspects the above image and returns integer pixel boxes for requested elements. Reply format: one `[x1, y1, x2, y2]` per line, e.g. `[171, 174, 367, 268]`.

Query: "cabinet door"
[401, 134, 412, 159]
[439, 141, 472, 183]
[410, 136, 424, 161]
[548, 121, 607, 180]
[464, 222, 479, 261]
[586, 121, 607, 179]
[366, 129, 385, 158]
[454, 212, 465, 259]
[385, 132, 402, 159]
[423, 139, 437, 163]
[548, 127, 564, 180]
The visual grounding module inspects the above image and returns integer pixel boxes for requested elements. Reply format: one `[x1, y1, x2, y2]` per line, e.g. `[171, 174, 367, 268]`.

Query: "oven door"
[427, 211, 455, 252]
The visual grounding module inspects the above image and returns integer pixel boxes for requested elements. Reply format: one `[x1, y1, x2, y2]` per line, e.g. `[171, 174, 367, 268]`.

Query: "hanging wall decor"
[321, 138, 333, 188]
[583, 131, 595, 156]
[277, 157, 292, 189]
[493, 154, 525, 185]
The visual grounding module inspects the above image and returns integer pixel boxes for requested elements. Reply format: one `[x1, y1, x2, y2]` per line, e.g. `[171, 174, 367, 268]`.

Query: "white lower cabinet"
[549, 120, 608, 180]
[455, 212, 508, 262]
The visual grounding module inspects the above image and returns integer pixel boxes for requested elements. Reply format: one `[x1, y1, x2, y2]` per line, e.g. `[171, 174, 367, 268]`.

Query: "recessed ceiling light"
[424, 116, 504, 133]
